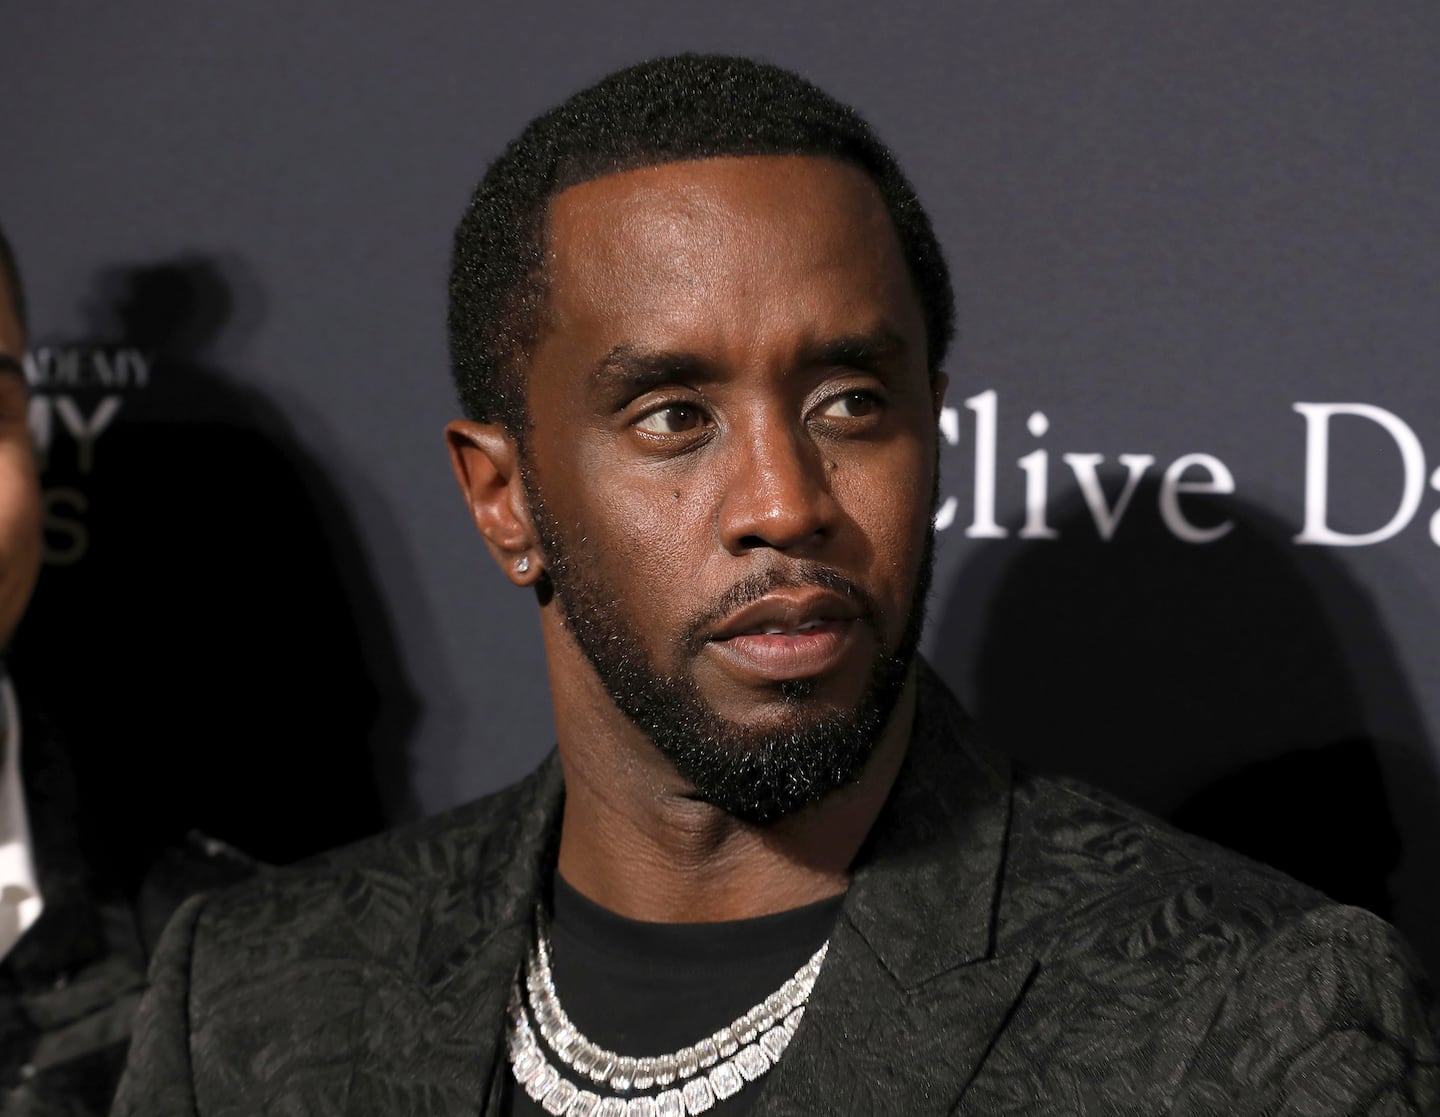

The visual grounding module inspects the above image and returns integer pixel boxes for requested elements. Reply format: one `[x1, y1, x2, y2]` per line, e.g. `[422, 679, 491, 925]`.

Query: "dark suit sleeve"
[1173, 905, 1440, 1116]
[110, 893, 209, 1117]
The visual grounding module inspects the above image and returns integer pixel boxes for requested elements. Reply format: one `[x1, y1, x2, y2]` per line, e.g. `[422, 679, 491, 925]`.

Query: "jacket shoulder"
[974, 770, 1439, 1112]
[1005, 769, 1329, 948]
[118, 763, 560, 1115]
[191, 755, 559, 974]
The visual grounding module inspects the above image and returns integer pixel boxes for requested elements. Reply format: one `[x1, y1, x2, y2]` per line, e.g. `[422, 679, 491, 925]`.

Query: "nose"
[717, 419, 837, 554]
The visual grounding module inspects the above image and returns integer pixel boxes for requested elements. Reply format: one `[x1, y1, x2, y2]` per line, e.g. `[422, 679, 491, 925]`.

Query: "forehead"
[536, 155, 920, 354]
[546, 153, 898, 253]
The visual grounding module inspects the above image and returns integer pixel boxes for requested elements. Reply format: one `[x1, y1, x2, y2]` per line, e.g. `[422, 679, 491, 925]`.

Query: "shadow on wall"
[928, 481, 1439, 966]
[12, 256, 419, 892]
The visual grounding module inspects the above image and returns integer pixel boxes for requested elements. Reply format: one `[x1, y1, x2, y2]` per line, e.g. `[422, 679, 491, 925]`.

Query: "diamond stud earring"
[515, 556, 531, 575]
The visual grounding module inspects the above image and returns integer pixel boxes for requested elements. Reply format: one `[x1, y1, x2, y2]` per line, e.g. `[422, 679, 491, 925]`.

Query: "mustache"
[679, 562, 879, 654]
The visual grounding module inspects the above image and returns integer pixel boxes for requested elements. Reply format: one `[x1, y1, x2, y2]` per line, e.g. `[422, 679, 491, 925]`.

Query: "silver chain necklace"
[506, 908, 827, 1115]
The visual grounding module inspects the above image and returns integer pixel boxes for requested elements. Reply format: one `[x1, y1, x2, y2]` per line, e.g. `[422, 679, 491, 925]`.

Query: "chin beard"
[527, 473, 933, 824]
[608, 641, 918, 825]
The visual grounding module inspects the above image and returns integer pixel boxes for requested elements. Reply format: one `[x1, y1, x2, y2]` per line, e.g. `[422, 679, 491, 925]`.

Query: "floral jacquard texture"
[113, 664, 1440, 1116]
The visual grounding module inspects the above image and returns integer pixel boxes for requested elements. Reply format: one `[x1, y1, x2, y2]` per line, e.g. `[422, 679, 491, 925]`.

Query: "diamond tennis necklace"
[506, 908, 827, 1115]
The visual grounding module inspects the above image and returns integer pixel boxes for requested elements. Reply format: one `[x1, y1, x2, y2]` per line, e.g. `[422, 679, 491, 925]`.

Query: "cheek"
[0, 446, 42, 546]
[556, 456, 712, 605]
[0, 445, 43, 642]
[831, 440, 935, 585]
[593, 476, 711, 583]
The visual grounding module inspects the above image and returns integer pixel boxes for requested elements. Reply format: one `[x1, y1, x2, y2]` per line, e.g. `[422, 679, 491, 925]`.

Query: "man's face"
[521, 155, 941, 821]
[0, 275, 40, 649]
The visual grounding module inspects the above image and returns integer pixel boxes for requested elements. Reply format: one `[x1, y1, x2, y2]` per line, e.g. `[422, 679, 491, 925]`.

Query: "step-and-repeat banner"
[5, 3, 1438, 966]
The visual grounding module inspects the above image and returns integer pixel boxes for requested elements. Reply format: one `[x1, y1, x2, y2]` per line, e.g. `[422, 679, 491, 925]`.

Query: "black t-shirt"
[504, 875, 842, 1116]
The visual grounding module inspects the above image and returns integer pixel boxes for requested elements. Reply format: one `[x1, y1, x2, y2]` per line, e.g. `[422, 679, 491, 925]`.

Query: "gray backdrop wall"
[6, 3, 1438, 969]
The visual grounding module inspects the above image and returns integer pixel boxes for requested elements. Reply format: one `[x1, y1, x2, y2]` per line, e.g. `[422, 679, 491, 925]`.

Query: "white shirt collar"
[0, 673, 44, 961]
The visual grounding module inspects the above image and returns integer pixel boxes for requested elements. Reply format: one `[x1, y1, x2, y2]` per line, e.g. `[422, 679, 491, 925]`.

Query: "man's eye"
[818, 391, 881, 419]
[635, 404, 707, 434]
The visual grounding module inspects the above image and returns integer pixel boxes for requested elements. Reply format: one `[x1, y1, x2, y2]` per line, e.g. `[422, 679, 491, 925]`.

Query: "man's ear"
[445, 419, 544, 587]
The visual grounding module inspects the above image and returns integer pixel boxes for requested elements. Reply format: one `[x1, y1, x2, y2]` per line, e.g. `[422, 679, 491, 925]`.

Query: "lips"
[704, 590, 864, 681]
[706, 590, 860, 641]
[734, 618, 830, 637]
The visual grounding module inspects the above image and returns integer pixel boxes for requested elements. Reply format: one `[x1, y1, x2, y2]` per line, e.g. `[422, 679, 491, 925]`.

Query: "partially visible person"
[0, 223, 253, 1117]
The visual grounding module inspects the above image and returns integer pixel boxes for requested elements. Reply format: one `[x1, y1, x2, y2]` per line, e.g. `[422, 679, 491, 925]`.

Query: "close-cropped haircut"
[448, 54, 955, 440]
[0, 223, 27, 337]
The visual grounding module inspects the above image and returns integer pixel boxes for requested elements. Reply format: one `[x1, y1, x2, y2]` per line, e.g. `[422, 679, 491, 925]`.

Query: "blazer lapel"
[757, 667, 1036, 1116]
[6, 700, 106, 991]
[463, 754, 565, 1112]
[352, 751, 565, 1114]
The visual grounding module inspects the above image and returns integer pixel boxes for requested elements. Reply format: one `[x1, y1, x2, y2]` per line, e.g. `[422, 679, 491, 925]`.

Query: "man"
[0, 226, 254, 1117]
[116, 55, 1438, 1115]
[0, 222, 151, 1117]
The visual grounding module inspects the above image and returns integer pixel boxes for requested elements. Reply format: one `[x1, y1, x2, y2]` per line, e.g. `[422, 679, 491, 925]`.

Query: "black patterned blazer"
[114, 668, 1440, 1115]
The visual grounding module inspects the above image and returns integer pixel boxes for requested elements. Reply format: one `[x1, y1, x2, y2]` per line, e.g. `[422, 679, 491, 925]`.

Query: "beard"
[524, 469, 934, 825]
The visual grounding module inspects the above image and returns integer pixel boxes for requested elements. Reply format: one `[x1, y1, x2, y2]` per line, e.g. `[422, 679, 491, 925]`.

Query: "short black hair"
[448, 54, 954, 438]
[0, 222, 27, 337]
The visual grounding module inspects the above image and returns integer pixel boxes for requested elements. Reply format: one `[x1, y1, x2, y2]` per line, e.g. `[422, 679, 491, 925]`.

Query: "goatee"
[526, 470, 933, 824]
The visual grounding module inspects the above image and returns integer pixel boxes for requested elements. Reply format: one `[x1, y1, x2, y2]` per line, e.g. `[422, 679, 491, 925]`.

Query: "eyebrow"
[591, 344, 709, 395]
[589, 325, 911, 395]
[796, 326, 909, 371]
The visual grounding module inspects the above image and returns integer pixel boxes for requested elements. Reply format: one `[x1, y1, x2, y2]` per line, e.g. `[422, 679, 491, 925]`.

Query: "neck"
[552, 666, 916, 924]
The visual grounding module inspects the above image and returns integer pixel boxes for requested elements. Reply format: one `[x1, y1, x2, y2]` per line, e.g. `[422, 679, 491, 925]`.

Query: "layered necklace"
[506, 907, 827, 1116]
